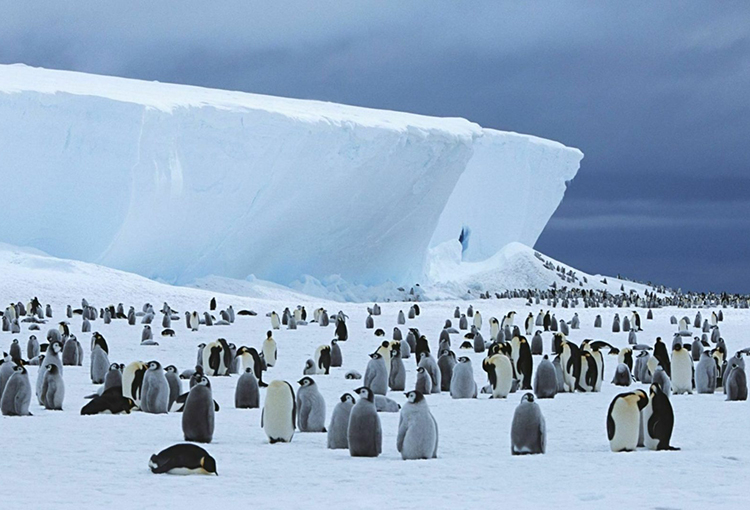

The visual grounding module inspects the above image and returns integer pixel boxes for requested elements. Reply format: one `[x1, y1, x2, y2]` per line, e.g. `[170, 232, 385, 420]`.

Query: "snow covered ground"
[1, 246, 749, 509]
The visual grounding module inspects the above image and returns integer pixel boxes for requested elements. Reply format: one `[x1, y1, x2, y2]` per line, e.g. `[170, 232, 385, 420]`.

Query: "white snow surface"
[0, 64, 582, 286]
[1, 245, 748, 509]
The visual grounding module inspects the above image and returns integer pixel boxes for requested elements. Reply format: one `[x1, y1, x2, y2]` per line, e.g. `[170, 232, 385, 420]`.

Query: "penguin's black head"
[444, 320, 452, 328]
[674, 343, 682, 352]
[381, 340, 389, 349]
[46, 363, 58, 373]
[29, 335, 36, 341]
[340, 393, 355, 404]
[331, 339, 337, 346]
[147, 360, 161, 370]
[416, 366, 426, 374]
[439, 349, 450, 358]
[266, 331, 272, 338]
[354, 386, 373, 401]
[165, 365, 177, 373]
[369, 352, 382, 360]
[235, 346, 249, 356]
[458, 356, 471, 363]
[298, 376, 315, 387]
[521, 392, 534, 403]
[305, 359, 314, 369]
[12, 339, 18, 344]
[404, 390, 424, 403]
[13, 365, 26, 374]
[198, 343, 206, 349]
[196, 375, 211, 387]
[374, 329, 385, 337]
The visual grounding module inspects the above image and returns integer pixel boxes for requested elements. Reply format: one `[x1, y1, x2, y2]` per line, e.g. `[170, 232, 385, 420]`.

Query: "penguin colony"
[1, 287, 749, 477]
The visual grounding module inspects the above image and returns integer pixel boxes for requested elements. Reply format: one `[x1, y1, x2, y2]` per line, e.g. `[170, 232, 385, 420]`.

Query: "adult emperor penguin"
[314, 345, 332, 375]
[141, 361, 170, 414]
[533, 355, 558, 399]
[671, 343, 693, 395]
[511, 393, 546, 455]
[695, 351, 717, 394]
[418, 352, 442, 394]
[725, 364, 748, 401]
[524, 313, 534, 336]
[653, 337, 671, 377]
[516, 336, 533, 390]
[262, 331, 277, 367]
[364, 353, 388, 396]
[397, 390, 438, 460]
[182, 375, 215, 443]
[557, 339, 580, 393]
[149, 444, 217, 476]
[236, 346, 266, 387]
[450, 356, 477, 399]
[235, 367, 260, 409]
[1, 365, 32, 416]
[483, 353, 514, 398]
[123, 361, 147, 408]
[473, 310, 483, 330]
[348, 387, 382, 457]
[41, 363, 65, 410]
[270, 311, 281, 330]
[297, 377, 327, 432]
[489, 317, 500, 341]
[327, 393, 355, 449]
[37, 341, 63, 404]
[374, 340, 392, 378]
[389, 343, 406, 391]
[607, 391, 649, 452]
[262, 380, 296, 443]
[643, 383, 678, 451]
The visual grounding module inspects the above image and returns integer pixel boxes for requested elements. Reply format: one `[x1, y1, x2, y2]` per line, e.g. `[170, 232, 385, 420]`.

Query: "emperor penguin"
[262, 380, 296, 443]
[164, 365, 183, 410]
[415, 367, 432, 394]
[643, 383, 678, 450]
[41, 363, 65, 410]
[37, 341, 63, 404]
[695, 351, 717, 394]
[330, 339, 343, 367]
[348, 387, 382, 457]
[691, 337, 704, 361]
[236, 346, 266, 386]
[374, 340, 392, 378]
[389, 343, 406, 391]
[0, 355, 16, 396]
[103, 363, 123, 394]
[473, 329, 486, 353]
[557, 340, 580, 393]
[437, 350, 456, 392]
[149, 444, 217, 476]
[474, 310, 482, 330]
[594, 315, 602, 328]
[530, 331, 543, 355]
[0, 365, 32, 416]
[533, 355, 558, 399]
[9, 339, 22, 364]
[270, 311, 281, 330]
[235, 367, 260, 409]
[671, 343, 693, 395]
[365, 315, 374, 329]
[516, 336, 533, 390]
[123, 361, 147, 408]
[27, 335, 40, 360]
[202, 339, 231, 377]
[262, 331, 277, 367]
[397, 310, 406, 325]
[364, 353, 388, 396]
[314, 345, 332, 375]
[612, 314, 621, 333]
[482, 354, 514, 398]
[611, 363, 632, 387]
[303, 359, 316, 375]
[524, 313, 534, 335]
[335, 313, 348, 341]
[189, 312, 200, 331]
[182, 375, 215, 443]
[725, 364, 748, 401]
[607, 391, 649, 452]
[450, 356, 477, 399]
[418, 352, 442, 394]
[397, 390, 439, 460]
[511, 393, 546, 455]
[653, 337, 671, 377]
[327, 394, 355, 449]
[489, 317, 500, 341]
[141, 361, 169, 414]
[296, 377, 327, 432]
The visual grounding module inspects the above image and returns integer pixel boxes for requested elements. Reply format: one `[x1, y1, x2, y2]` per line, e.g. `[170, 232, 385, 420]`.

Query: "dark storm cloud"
[2, 1, 749, 292]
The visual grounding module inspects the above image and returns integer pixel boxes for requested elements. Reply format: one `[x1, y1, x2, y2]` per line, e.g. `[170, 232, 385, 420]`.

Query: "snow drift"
[0, 64, 582, 285]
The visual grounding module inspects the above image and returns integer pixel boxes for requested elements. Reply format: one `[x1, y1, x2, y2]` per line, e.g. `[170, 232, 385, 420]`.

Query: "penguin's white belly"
[610, 401, 639, 452]
[264, 403, 294, 439]
[493, 359, 513, 398]
[672, 356, 693, 393]
[642, 404, 659, 450]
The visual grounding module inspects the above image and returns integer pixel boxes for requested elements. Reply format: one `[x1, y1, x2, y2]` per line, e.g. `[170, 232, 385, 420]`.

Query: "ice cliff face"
[0, 64, 582, 285]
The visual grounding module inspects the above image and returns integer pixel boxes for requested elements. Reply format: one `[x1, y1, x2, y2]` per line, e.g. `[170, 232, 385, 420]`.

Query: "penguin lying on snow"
[149, 444, 217, 476]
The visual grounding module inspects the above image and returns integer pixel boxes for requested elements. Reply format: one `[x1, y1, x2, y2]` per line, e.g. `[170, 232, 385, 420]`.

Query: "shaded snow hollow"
[0, 64, 582, 286]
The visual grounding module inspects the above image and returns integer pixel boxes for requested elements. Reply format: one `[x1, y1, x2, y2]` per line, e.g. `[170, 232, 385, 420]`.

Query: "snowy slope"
[0, 244, 748, 510]
[0, 64, 581, 286]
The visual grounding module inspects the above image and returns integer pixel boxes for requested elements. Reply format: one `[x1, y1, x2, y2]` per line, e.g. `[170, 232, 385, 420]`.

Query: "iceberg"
[0, 64, 582, 286]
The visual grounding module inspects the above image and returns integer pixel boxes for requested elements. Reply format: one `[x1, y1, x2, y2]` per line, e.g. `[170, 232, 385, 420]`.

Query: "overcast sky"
[3, 1, 748, 292]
